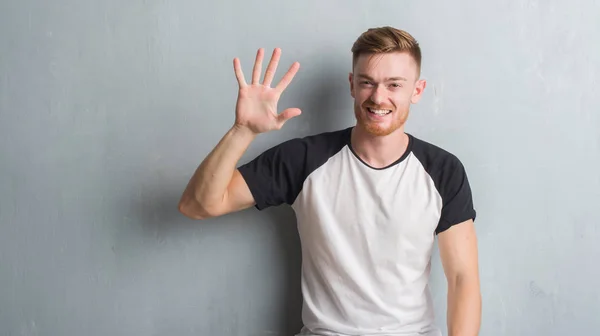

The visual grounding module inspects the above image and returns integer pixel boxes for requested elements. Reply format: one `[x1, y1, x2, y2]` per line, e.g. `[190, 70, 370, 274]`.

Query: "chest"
[293, 149, 443, 243]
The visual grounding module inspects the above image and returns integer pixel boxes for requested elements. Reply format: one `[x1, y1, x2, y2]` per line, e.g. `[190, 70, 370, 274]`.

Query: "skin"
[439, 219, 481, 336]
[178, 47, 481, 336]
[177, 48, 296, 219]
[350, 51, 481, 336]
[349, 52, 425, 168]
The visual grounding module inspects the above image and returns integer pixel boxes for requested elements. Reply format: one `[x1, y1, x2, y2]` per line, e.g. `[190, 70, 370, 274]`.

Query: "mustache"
[363, 104, 394, 110]
[362, 100, 393, 110]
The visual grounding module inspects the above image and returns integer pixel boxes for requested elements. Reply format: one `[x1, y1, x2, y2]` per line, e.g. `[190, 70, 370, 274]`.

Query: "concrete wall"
[1, 0, 599, 335]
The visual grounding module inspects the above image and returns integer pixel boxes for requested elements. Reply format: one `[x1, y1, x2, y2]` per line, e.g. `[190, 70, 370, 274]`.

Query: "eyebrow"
[357, 74, 408, 82]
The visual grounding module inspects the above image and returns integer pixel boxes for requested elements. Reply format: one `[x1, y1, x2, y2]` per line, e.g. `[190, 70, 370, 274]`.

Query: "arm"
[438, 219, 481, 336]
[178, 125, 257, 219]
[178, 48, 301, 219]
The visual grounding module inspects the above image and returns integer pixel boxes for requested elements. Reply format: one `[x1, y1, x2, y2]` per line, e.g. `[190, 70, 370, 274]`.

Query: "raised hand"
[232, 48, 301, 134]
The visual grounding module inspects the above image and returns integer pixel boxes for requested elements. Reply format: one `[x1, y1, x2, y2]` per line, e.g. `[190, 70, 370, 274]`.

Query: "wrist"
[230, 123, 258, 141]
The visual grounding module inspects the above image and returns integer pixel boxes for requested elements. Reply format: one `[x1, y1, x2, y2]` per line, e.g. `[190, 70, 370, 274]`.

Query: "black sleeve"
[237, 138, 307, 210]
[435, 157, 476, 234]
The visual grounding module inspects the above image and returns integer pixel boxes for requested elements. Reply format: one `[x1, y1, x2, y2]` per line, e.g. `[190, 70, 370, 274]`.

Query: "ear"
[349, 72, 355, 98]
[410, 79, 427, 104]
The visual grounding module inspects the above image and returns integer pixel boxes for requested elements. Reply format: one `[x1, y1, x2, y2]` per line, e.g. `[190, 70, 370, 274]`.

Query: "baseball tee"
[238, 126, 476, 336]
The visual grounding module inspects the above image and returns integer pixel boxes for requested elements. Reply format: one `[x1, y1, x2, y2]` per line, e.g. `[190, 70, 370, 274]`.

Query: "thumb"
[276, 107, 302, 126]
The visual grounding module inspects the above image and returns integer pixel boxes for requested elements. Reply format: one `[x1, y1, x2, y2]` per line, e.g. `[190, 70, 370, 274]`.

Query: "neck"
[350, 125, 409, 169]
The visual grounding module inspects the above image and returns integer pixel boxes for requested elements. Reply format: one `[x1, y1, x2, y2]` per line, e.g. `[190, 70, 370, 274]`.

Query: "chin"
[355, 110, 407, 137]
[362, 123, 402, 136]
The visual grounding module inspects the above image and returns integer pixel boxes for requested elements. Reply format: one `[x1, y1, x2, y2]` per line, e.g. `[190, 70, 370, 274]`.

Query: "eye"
[360, 80, 373, 86]
[389, 83, 402, 88]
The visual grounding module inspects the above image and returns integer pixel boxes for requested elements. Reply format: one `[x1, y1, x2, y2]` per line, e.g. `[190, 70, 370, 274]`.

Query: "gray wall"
[1, 0, 599, 335]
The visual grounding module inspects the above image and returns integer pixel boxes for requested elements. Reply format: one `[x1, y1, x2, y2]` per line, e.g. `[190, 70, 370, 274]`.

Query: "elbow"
[446, 272, 481, 300]
[178, 197, 214, 220]
[449, 273, 479, 289]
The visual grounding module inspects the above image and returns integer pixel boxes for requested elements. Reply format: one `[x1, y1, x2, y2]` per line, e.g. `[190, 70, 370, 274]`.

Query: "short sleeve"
[237, 138, 307, 210]
[435, 158, 476, 234]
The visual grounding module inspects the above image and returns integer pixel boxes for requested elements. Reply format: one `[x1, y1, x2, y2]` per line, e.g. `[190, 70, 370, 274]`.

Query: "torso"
[238, 127, 476, 336]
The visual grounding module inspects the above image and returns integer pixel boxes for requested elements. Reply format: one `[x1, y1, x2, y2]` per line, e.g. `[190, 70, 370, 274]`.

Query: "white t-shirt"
[238, 127, 476, 336]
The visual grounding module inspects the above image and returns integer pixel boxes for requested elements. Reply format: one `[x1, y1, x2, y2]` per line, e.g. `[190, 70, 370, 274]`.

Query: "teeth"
[368, 108, 391, 115]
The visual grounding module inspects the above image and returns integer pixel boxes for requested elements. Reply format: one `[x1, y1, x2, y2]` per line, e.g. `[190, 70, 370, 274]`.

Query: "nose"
[370, 85, 386, 105]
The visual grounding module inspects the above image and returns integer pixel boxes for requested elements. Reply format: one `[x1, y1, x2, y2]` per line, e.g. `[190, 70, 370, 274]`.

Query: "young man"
[179, 27, 481, 336]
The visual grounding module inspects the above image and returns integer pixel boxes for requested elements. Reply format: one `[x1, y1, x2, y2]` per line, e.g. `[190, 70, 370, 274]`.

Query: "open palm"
[233, 48, 301, 134]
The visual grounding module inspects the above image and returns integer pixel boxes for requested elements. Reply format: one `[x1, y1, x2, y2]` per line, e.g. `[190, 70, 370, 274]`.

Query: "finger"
[276, 107, 302, 127]
[251, 48, 264, 84]
[263, 48, 281, 87]
[233, 58, 247, 88]
[275, 62, 300, 92]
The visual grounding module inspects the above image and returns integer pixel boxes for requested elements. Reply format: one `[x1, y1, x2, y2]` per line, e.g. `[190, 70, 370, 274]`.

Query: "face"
[349, 52, 426, 137]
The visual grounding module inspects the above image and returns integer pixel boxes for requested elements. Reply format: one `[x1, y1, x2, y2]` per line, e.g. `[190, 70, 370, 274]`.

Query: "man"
[178, 27, 481, 336]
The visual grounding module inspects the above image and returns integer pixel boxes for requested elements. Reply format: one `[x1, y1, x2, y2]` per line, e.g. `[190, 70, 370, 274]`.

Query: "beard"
[354, 101, 409, 137]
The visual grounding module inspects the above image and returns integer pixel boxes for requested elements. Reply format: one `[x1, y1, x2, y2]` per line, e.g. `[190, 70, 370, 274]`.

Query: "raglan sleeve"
[237, 138, 307, 210]
[435, 156, 477, 234]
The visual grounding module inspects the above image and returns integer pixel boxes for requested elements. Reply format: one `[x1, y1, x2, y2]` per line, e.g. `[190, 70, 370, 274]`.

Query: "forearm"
[180, 125, 256, 215]
[447, 276, 481, 336]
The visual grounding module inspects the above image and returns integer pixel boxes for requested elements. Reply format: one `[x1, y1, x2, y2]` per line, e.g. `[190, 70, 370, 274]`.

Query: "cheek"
[353, 91, 368, 104]
[393, 91, 413, 105]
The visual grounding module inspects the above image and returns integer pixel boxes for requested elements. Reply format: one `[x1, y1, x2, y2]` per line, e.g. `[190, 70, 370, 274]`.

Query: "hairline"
[352, 51, 422, 80]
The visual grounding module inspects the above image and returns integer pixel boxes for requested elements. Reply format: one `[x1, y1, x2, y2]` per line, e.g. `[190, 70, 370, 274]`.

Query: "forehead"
[354, 52, 418, 80]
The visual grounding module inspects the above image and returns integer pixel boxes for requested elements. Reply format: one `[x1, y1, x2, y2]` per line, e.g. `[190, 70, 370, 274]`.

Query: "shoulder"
[408, 133, 474, 201]
[263, 127, 351, 162]
[238, 127, 351, 177]
[237, 127, 352, 209]
[289, 127, 351, 151]
[408, 134, 477, 232]
[409, 134, 464, 171]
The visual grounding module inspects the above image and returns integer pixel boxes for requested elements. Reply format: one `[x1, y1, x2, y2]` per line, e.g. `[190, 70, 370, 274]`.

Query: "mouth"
[367, 107, 392, 116]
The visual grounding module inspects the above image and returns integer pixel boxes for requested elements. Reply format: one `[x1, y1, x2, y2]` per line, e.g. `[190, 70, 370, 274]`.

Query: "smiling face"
[350, 52, 426, 137]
